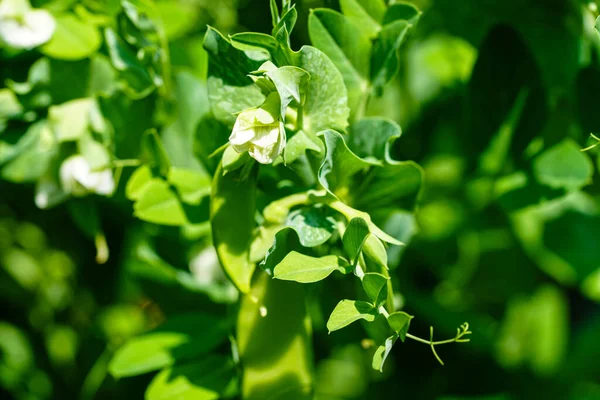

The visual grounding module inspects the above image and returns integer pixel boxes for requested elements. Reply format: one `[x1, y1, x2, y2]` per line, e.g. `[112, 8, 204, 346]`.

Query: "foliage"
[1, 0, 600, 399]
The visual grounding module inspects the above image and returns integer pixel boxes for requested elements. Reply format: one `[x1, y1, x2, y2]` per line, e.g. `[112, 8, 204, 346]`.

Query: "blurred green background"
[1, 0, 600, 399]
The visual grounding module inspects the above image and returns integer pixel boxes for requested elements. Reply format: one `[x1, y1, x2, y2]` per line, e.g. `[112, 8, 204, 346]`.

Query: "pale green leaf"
[274, 251, 351, 283]
[133, 179, 187, 226]
[372, 334, 397, 372]
[126, 165, 153, 201]
[533, 139, 593, 190]
[41, 14, 102, 60]
[339, 0, 383, 38]
[326, 299, 376, 333]
[286, 207, 337, 247]
[299, 46, 350, 134]
[283, 130, 322, 165]
[167, 167, 211, 205]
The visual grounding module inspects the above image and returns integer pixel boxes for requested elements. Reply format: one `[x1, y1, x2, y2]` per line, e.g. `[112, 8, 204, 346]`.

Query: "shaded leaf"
[286, 207, 337, 247]
[533, 139, 593, 190]
[109, 313, 229, 378]
[210, 163, 256, 293]
[362, 273, 388, 307]
[342, 217, 370, 264]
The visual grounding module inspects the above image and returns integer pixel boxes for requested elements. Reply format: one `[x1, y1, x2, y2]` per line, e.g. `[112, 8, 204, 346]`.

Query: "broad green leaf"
[283, 130, 322, 165]
[362, 273, 388, 307]
[133, 179, 187, 226]
[533, 139, 593, 190]
[286, 207, 337, 247]
[387, 311, 413, 341]
[298, 46, 350, 134]
[126, 165, 153, 201]
[308, 9, 371, 114]
[41, 14, 102, 60]
[238, 273, 313, 400]
[259, 227, 303, 275]
[318, 129, 375, 197]
[230, 32, 291, 66]
[210, 163, 256, 293]
[145, 356, 236, 400]
[265, 66, 310, 118]
[274, 251, 352, 283]
[326, 299, 376, 333]
[347, 117, 401, 163]
[167, 167, 211, 205]
[342, 217, 370, 264]
[370, 20, 412, 91]
[204, 27, 265, 86]
[108, 313, 230, 378]
[372, 334, 398, 372]
[339, 0, 384, 38]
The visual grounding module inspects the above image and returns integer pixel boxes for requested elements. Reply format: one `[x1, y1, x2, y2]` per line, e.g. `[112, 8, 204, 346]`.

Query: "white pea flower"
[189, 247, 226, 286]
[0, 0, 56, 49]
[59, 155, 115, 197]
[229, 93, 286, 164]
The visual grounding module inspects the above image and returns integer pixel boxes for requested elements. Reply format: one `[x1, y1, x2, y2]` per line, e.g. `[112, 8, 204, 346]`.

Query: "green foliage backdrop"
[1, 0, 600, 399]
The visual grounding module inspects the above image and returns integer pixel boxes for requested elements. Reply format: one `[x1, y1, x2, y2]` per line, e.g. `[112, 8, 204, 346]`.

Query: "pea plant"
[1, 0, 477, 398]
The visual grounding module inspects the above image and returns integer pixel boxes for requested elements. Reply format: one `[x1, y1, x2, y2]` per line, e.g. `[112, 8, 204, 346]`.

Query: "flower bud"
[229, 93, 286, 164]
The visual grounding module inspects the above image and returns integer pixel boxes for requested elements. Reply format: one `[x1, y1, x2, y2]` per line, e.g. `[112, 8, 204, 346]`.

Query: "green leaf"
[362, 234, 388, 269]
[274, 251, 352, 283]
[318, 129, 375, 197]
[342, 217, 370, 264]
[133, 179, 188, 226]
[362, 273, 389, 307]
[259, 227, 303, 275]
[533, 139, 593, 190]
[370, 20, 412, 91]
[329, 200, 403, 246]
[387, 311, 413, 341]
[126, 165, 153, 201]
[286, 207, 337, 247]
[339, 0, 384, 38]
[145, 356, 236, 400]
[372, 334, 398, 372]
[204, 27, 265, 86]
[167, 167, 211, 205]
[298, 46, 350, 134]
[49, 98, 95, 142]
[347, 117, 401, 163]
[265, 66, 310, 118]
[41, 14, 102, 60]
[283, 130, 322, 165]
[308, 9, 371, 114]
[0, 89, 23, 120]
[104, 28, 155, 98]
[108, 313, 230, 378]
[326, 299, 376, 333]
[142, 130, 171, 177]
[210, 163, 256, 293]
